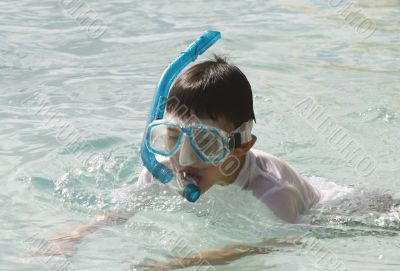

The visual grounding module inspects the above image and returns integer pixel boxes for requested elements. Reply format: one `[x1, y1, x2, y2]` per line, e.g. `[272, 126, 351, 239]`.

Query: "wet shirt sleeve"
[250, 151, 321, 223]
[263, 154, 320, 209]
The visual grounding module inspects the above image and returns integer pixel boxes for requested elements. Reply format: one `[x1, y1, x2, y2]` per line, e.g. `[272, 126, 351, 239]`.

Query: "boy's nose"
[178, 135, 200, 166]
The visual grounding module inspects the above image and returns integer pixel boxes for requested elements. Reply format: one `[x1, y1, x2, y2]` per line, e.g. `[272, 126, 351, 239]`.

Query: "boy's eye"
[167, 134, 179, 142]
[166, 127, 180, 142]
[193, 131, 213, 145]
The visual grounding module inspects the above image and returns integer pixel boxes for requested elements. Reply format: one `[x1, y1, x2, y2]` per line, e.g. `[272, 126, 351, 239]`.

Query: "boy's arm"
[39, 212, 129, 257]
[260, 155, 321, 223]
[275, 157, 321, 209]
[46, 166, 155, 253]
[41, 167, 156, 257]
[137, 237, 300, 270]
[261, 185, 306, 223]
[50, 212, 128, 242]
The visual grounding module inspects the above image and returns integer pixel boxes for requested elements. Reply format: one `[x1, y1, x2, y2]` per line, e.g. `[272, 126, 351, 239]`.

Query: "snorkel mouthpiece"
[178, 172, 201, 202]
[140, 30, 221, 202]
[183, 184, 201, 202]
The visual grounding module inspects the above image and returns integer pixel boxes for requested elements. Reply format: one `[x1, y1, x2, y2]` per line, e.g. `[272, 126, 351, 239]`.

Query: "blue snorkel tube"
[140, 31, 221, 202]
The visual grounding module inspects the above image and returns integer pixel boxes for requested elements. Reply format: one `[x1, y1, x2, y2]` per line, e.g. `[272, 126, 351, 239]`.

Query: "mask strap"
[229, 120, 253, 149]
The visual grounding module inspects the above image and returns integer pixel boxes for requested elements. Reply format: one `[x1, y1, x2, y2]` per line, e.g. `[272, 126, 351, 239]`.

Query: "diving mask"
[146, 118, 253, 165]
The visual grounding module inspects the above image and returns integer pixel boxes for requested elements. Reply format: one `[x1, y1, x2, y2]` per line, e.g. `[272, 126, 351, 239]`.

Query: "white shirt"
[230, 149, 320, 222]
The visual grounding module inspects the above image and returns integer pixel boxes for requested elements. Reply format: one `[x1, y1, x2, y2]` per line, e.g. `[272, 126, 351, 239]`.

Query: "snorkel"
[140, 30, 221, 202]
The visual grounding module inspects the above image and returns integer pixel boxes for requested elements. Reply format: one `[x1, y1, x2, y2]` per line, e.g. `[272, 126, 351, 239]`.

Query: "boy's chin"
[197, 180, 215, 195]
[198, 179, 224, 195]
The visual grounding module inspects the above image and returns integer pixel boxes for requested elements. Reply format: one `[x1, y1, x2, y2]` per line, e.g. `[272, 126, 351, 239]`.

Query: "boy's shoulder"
[248, 148, 288, 175]
[251, 148, 280, 162]
[246, 148, 310, 190]
[235, 148, 290, 189]
[247, 148, 320, 213]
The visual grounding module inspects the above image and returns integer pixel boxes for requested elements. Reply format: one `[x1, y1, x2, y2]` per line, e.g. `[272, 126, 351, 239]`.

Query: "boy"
[140, 55, 320, 223]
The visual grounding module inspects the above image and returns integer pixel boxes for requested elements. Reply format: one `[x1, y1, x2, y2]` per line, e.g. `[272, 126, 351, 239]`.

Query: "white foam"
[305, 176, 354, 204]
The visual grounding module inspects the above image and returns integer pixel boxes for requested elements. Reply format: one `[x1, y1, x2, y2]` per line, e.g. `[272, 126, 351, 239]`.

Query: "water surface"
[1, 0, 399, 270]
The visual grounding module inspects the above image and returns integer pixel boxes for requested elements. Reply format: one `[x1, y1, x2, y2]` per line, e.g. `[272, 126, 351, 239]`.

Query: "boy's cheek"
[219, 155, 241, 177]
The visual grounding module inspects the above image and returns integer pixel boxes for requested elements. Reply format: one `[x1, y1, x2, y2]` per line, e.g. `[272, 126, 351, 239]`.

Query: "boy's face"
[166, 114, 246, 195]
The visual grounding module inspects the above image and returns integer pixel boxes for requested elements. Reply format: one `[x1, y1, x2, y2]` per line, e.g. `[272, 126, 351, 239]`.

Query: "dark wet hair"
[166, 55, 256, 128]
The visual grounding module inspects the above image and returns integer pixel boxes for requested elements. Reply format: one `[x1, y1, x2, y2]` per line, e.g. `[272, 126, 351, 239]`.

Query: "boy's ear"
[232, 135, 257, 157]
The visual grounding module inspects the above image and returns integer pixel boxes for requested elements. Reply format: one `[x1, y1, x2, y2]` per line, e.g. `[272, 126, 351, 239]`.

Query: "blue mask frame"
[145, 120, 231, 164]
[140, 31, 221, 202]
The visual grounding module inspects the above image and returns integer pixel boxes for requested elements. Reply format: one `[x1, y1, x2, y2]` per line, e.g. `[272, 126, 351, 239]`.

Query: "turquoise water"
[1, 0, 399, 270]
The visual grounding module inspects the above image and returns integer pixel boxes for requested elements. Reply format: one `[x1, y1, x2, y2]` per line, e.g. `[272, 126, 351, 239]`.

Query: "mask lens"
[191, 128, 225, 160]
[148, 124, 181, 155]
